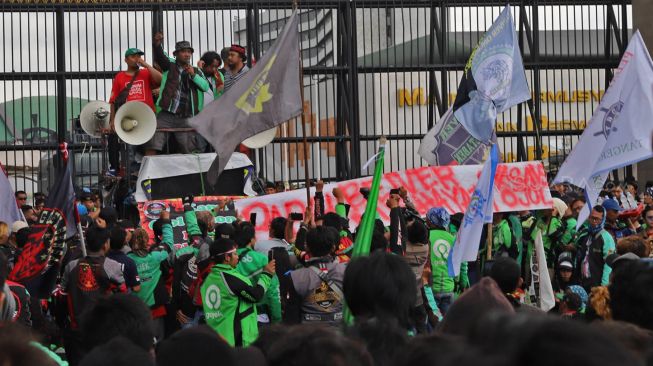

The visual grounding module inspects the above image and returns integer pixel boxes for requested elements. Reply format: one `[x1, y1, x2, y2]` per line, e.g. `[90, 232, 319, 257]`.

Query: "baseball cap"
[11, 221, 29, 234]
[79, 192, 93, 202]
[602, 198, 623, 212]
[559, 260, 573, 270]
[124, 48, 144, 57]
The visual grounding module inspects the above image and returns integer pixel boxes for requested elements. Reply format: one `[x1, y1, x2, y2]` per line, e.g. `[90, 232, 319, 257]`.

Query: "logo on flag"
[593, 101, 622, 139]
[236, 55, 276, 114]
[419, 5, 529, 166]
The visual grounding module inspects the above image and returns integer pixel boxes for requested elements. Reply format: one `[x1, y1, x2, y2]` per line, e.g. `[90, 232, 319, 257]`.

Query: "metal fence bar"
[0, 0, 632, 197]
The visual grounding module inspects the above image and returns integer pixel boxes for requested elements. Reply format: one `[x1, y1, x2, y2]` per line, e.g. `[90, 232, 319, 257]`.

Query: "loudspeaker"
[114, 101, 157, 145]
[242, 127, 277, 148]
[79, 101, 110, 137]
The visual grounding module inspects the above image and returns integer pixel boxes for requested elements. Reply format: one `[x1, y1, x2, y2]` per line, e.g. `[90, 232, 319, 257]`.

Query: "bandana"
[215, 248, 237, 257]
[230, 44, 246, 57]
[568, 285, 588, 312]
[427, 207, 450, 229]
[588, 206, 606, 235]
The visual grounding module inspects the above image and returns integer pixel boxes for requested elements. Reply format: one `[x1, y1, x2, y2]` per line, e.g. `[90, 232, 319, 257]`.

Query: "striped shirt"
[224, 65, 250, 92]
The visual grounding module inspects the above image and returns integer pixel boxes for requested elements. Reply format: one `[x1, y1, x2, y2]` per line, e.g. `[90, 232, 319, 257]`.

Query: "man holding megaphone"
[106, 48, 162, 175]
[146, 32, 210, 156]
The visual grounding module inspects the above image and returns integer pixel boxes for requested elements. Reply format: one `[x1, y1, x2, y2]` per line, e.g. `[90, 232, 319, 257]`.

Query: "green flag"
[352, 142, 386, 257]
[344, 139, 386, 325]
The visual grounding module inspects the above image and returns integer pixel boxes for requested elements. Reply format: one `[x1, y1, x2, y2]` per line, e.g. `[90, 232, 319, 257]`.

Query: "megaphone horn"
[79, 101, 111, 138]
[114, 101, 157, 146]
[242, 127, 278, 149]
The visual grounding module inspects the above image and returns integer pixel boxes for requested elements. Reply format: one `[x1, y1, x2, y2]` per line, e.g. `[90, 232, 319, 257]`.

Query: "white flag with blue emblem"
[453, 5, 530, 143]
[554, 31, 653, 226]
[448, 144, 499, 277]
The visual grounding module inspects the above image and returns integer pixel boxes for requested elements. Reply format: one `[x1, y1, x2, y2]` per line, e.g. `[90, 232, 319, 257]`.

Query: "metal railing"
[0, 0, 631, 199]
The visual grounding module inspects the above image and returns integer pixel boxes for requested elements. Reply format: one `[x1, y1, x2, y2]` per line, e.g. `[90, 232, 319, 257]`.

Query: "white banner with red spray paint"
[235, 161, 553, 237]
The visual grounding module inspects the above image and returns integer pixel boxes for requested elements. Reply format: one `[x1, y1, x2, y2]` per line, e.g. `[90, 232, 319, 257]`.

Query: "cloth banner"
[234, 161, 552, 238]
[138, 196, 240, 247]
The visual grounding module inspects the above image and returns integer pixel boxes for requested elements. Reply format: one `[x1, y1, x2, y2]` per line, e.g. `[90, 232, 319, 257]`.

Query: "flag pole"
[485, 223, 493, 261]
[294, 1, 312, 204]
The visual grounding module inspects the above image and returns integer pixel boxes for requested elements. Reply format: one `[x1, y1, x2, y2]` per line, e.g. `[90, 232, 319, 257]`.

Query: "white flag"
[554, 31, 653, 224]
[447, 144, 499, 276]
[531, 230, 556, 311]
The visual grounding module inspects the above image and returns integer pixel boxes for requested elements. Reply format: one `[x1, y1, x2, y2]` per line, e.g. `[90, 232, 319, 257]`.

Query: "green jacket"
[128, 221, 174, 307]
[429, 229, 468, 293]
[236, 247, 282, 323]
[201, 263, 272, 347]
[533, 216, 563, 267]
[492, 219, 513, 256]
[507, 214, 524, 264]
[175, 205, 204, 259]
[561, 217, 578, 245]
[153, 45, 210, 117]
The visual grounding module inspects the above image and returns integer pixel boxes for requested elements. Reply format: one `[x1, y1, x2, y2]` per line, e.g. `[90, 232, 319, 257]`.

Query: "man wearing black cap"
[148, 32, 210, 155]
[224, 44, 249, 92]
[107, 48, 162, 175]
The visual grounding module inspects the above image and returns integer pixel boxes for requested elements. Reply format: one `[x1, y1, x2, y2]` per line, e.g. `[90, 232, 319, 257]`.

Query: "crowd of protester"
[1, 178, 653, 366]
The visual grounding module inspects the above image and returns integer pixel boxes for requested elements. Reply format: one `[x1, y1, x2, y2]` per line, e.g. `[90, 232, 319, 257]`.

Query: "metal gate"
[0, 0, 631, 198]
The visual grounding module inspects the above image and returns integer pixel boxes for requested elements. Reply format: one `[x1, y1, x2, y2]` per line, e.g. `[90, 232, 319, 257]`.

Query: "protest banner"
[138, 196, 240, 247]
[233, 161, 552, 238]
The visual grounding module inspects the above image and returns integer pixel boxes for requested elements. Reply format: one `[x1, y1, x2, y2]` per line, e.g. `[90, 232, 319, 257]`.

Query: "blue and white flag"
[448, 144, 500, 276]
[553, 31, 653, 227]
[453, 5, 530, 143]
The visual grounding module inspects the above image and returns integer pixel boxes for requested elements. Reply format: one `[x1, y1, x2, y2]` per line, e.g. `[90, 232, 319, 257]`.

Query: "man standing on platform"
[146, 32, 209, 155]
[107, 48, 162, 175]
[198, 51, 225, 106]
[223, 44, 250, 92]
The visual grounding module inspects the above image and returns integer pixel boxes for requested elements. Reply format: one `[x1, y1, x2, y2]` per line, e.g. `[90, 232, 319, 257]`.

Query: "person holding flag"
[553, 31, 653, 226]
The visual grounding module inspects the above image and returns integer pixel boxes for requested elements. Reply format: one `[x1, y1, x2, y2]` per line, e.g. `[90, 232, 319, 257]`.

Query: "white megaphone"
[114, 101, 157, 145]
[79, 101, 110, 137]
[242, 127, 278, 149]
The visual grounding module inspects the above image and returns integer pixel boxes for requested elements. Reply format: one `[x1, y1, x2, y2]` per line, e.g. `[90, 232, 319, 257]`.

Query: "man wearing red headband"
[224, 44, 249, 92]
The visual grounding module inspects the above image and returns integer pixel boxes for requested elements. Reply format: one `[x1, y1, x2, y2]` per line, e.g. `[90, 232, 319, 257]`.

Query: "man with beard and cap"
[574, 205, 616, 292]
[426, 207, 468, 315]
[223, 44, 249, 92]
